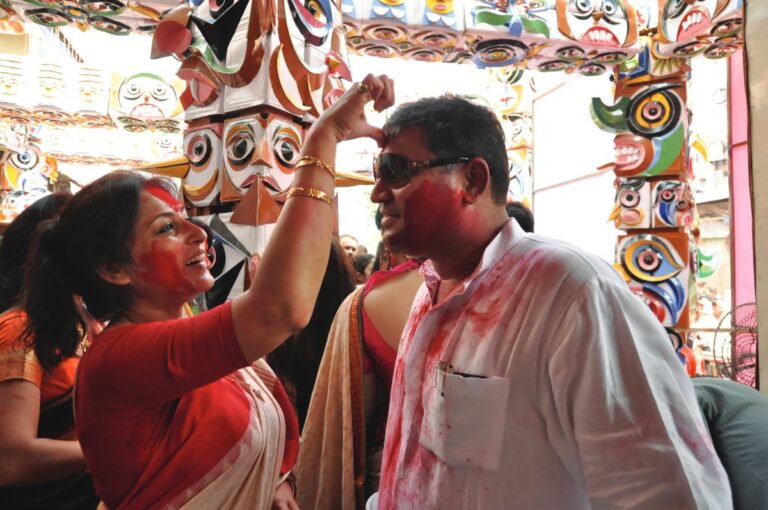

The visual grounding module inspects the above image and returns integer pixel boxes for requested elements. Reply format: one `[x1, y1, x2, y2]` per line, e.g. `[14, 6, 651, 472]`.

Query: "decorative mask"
[617, 232, 690, 328]
[608, 178, 650, 230]
[659, 0, 729, 44]
[221, 109, 304, 201]
[651, 180, 693, 228]
[556, 0, 638, 48]
[591, 80, 686, 177]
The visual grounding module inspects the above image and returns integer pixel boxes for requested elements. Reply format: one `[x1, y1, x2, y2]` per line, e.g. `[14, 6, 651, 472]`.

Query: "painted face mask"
[221, 109, 304, 201]
[591, 79, 686, 178]
[556, 0, 638, 48]
[617, 232, 690, 328]
[183, 121, 222, 207]
[608, 178, 651, 229]
[652, 180, 694, 228]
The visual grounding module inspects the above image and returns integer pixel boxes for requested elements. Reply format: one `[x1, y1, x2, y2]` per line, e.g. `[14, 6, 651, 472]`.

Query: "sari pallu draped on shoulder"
[295, 288, 367, 510]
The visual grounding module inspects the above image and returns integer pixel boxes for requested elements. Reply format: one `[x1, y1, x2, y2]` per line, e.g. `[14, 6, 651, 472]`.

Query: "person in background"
[692, 377, 768, 510]
[352, 253, 375, 285]
[267, 240, 356, 429]
[505, 201, 533, 233]
[21, 75, 394, 510]
[0, 192, 100, 509]
[296, 241, 422, 509]
[340, 234, 359, 258]
[369, 95, 730, 509]
[355, 244, 368, 256]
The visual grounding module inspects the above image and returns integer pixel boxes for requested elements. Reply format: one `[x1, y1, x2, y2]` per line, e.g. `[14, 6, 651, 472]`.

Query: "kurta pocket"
[419, 364, 511, 471]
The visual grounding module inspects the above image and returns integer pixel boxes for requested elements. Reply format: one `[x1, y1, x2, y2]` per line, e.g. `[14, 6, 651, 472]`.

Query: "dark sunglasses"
[372, 153, 471, 188]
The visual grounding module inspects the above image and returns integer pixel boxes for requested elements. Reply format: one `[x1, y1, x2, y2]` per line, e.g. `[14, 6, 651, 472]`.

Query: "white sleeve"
[547, 278, 732, 510]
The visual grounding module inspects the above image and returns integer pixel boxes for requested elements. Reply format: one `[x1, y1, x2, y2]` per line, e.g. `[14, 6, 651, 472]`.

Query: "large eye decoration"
[272, 127, 301, 167]
[151, 83, 169, 101]
[88, 15, 131, 35]
[627, 84, 682, 138]
[10, 148, 40, 171]
[556, 46, 586, 62]
[619, 188, 640, 208]
[187, 132, 212, 168]
[225, 125, 255, 169]
[472, 39, 528, 68]
[24, 7, 71, 26]
[620, 235, 684, 283]
[569, 0, 594, 19]
[122, 82, 142, 100]
[537, 60, 570, 72]
[663, 0, 686, 20]
[601, 0, 626, 23]
[288, 0, 332, 46]
[81, 0, 125, 15]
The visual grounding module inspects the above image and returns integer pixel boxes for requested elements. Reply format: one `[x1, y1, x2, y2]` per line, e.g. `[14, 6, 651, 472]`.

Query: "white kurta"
[377, 219, 731, 509]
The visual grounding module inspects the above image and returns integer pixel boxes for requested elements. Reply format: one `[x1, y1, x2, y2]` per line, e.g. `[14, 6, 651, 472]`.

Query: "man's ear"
[462, 157, 491, 204]
[97, 264, 132, 286]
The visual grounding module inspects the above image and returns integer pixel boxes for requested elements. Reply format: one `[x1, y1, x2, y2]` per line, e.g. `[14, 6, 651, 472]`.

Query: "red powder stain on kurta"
[145, 184, 182, 212]
[136, 240, 186, 289]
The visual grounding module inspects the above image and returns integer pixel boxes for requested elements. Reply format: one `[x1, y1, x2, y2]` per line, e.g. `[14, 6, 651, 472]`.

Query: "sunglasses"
[372, 153, 471, 188]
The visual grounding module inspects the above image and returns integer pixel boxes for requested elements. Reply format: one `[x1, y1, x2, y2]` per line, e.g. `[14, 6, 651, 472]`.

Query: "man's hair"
[383, 95, 509, 204]
[505, 202, 534, 233]
[339, 234, 358, 245]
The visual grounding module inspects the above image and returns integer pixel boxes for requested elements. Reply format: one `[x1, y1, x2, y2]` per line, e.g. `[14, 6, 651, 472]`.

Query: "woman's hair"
[352, 253, 374, 276]
[24, 171, 176, 371]
[267, 240, 356, 428]
[0, 192, 72, 313]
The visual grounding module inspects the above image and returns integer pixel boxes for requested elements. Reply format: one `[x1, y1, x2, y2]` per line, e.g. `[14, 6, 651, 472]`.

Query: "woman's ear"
[97, 264, 132, 286]
[461, 157, 491, 204]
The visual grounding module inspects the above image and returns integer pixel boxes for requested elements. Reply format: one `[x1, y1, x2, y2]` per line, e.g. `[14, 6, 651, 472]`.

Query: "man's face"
[370, 127, 467, 259]
[340, 237, 358, 257]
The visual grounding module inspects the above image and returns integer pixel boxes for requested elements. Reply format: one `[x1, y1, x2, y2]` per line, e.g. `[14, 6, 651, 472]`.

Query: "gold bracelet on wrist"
[295, 155, 336, 179]
[286, 187, 334, 207]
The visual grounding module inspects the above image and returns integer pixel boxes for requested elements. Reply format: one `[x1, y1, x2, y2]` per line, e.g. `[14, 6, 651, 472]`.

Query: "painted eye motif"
[628, 84, 681, 138]
[579, 63, 605, 76]
[556, 46, 585, 61]
[619, 188, 640, 208]
[660, 188, 676, 202]
[225, 127, 255, 167]
[637, 248, 661, 273]
[187, 133, 212, 168]
[306, 0, 328, 24]
[601, 0, 626, 23]
[123, 83, 142, 100]
[151, 83, 169, 101]
[272, 128, 301, 167]
[569, 0, 593, 19]
[664, 0, 686, 19]
[10, 149, 39, 171]
[538, 60, 569, 72]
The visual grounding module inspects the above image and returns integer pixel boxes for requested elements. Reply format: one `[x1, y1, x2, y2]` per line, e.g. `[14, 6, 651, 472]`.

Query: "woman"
[0, 192, 100, 509]
[295, 245, 422, 509]
[352, 252, 375, 285]
[22, 75, 394, 509]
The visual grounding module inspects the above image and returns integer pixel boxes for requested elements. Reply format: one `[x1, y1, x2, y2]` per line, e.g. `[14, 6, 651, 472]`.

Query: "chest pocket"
[419, 365, 511, 471]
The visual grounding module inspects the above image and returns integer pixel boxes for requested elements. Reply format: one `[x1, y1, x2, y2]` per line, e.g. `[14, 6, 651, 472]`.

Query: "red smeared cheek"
[136, 240, 186, 288]
[400, 180, 463, 252]
[144, 184, 183, 212]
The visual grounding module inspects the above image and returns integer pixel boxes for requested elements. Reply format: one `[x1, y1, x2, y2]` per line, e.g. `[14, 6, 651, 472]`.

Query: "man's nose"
[370, 178, 392, 203]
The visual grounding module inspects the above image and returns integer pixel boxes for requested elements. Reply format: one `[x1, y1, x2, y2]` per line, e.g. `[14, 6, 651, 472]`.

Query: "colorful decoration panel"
[2, 0, 177, 34]
[151, 0, 352, 210]
[617, 231, 691, 329]
[341, 0, 643, 75]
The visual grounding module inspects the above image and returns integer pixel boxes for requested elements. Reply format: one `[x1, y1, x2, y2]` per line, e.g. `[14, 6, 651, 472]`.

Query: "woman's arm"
[231, 75, 395, 363]
[0, 380, 86, 486]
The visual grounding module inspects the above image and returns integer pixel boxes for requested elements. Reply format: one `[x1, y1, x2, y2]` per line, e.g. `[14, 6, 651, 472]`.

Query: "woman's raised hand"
[308, 74, 395, 147]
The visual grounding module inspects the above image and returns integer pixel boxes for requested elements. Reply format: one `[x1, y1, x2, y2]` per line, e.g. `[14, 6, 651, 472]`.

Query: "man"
[370, 96, 731, 509]
[340, 234, 359, 258]
[693, 377, 768, 510]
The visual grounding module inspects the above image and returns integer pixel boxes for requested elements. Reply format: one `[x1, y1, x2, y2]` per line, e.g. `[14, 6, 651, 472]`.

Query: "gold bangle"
[286, 187, 334, 207]
[295, 156, 335, 179]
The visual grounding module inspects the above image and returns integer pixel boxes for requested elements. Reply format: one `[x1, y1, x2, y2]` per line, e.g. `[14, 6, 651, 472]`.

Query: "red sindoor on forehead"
[144, 183, 183, 212]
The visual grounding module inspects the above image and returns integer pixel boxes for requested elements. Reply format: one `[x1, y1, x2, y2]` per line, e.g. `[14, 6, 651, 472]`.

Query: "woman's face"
[127, 187, 214, 301]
